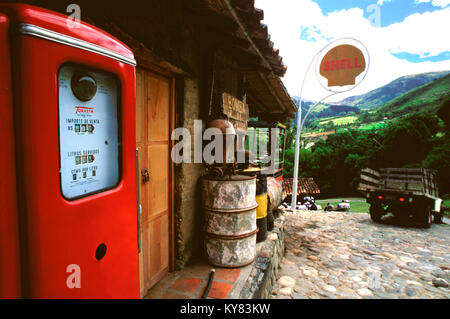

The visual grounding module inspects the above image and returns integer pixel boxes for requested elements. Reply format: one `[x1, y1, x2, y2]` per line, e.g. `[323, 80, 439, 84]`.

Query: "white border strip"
[18, 23, 137, 67]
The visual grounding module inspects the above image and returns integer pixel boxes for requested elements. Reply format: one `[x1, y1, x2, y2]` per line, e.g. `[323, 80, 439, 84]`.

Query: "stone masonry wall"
[239, 212, 286, 298]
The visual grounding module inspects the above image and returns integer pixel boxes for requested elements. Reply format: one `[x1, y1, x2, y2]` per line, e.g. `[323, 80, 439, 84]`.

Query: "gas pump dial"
[71, 72, 97, 102]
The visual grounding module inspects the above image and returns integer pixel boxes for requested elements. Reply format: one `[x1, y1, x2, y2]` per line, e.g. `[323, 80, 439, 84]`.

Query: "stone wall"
[174, 76, 205, 269]
[239, 212, 286, 299]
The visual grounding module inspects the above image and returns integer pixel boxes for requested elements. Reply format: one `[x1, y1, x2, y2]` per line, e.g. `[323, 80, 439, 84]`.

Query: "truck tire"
[417, 203, 433, 229]
[433, 211, 443, 224]
[370, 204, 384, 222]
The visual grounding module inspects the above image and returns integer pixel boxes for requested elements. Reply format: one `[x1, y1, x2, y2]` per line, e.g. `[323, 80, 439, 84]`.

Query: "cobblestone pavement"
[271, 210, 450, 299]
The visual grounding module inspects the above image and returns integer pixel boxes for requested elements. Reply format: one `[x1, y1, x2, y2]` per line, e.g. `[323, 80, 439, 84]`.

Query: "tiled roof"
[282, 177, 321, 197]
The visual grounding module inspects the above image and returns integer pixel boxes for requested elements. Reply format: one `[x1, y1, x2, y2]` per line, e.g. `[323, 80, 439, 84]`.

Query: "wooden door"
[136, 68, 174, 296]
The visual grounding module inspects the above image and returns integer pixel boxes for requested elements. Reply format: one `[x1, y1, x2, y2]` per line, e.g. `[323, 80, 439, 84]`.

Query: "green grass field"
[357, 122, 388, 130]
[317, 197, 449, 216]
[319, 116, 358, 127]
[315, 197, 370, 214]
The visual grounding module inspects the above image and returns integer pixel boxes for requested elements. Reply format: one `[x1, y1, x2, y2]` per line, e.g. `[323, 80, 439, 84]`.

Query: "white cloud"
[255, 0, 450, 102]
[377, 0, 393, 5]
[415, 0, 450, 8]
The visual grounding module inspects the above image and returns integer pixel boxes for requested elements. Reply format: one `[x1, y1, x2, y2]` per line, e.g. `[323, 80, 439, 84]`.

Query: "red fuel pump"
[0, 11, 21, 299]
[0, 4, 139, 298]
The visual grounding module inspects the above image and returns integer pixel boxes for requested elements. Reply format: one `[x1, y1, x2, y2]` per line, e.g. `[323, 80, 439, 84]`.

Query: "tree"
[378, 113, 439, 167]
[422, 138, 450, 194]
[437, 98, 450, 131]
[281, 112, 443, 197]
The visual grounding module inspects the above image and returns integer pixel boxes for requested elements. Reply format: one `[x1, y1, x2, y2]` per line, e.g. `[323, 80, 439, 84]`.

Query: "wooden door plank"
[146, 144, 169, 220]
[136, 69, 147, 144]
[137, 67, 174, 294]
[146, 73, 170, 142]
[169, 77, 175, 272]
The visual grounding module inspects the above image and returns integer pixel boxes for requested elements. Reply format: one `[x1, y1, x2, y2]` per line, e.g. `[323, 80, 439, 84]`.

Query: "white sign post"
[291, 38, 369, 209]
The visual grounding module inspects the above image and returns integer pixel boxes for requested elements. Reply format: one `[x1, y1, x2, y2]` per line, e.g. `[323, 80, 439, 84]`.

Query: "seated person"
[337, 200, 350, 211]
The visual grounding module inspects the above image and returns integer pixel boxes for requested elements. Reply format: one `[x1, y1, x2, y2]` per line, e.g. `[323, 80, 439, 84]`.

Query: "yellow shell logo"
[319, 44, 366, 87]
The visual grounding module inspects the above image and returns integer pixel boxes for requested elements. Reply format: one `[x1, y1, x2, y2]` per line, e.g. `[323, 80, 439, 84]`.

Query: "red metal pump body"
[0, 3, 139, 298]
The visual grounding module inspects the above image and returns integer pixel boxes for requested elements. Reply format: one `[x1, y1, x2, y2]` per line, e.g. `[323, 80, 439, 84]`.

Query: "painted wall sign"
[58, 65, 120, 199]
[222, 92, 249, 132]
[319, 44, 366, 87]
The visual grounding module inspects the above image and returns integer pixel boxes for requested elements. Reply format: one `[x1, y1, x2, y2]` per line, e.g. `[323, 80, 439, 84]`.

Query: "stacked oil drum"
[202, 174, 258, 268]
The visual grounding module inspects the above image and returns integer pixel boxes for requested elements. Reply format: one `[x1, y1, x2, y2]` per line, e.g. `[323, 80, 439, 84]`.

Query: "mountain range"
[292, 70, 450, 122]
[376, 72, 450, 118]
[337, 70, 450, 109]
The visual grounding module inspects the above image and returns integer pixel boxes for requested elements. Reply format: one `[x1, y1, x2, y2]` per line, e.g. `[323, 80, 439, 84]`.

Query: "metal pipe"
[291, 48, 322, 209]
[291, 94, 335, 209]
[201, 268, 216, 299]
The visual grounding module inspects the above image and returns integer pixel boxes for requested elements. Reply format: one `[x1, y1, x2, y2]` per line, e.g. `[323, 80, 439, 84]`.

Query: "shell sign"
[319, 44, 366, 87]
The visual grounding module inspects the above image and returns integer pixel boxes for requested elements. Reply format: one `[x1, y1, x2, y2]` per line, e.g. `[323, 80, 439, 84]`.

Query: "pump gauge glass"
[58, 64, 120, 200]
[71, 72, 97, 101]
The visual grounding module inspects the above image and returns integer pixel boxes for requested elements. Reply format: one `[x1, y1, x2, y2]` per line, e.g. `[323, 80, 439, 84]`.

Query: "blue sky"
[313, 0, 445, 27]
[310, 0, 450, 63]
[255, 0, 450, 101]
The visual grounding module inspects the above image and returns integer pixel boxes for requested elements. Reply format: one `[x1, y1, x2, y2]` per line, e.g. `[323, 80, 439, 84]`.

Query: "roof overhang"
[191, 0, 297, 117]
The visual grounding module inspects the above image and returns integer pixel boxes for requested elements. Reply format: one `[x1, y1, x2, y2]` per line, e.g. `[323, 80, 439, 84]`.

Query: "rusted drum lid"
[202, 174, 256, 181]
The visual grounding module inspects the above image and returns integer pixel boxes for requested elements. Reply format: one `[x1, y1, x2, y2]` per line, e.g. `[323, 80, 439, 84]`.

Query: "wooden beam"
[250, 23, 268, 40]
[184, 2, 238, 32]
[206, 29, 250, 49]
[246, 90, 269, 112]
[221, 45, 272, 73]
[257, 112, 293, 122]
[231, 0, 255, 11]
[254, 37, 273, 51]
[235, 9, 262, 29]
[257, 71, 287, 112]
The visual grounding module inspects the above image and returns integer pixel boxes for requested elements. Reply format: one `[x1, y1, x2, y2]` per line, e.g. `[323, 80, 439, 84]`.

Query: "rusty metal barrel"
[202, 174, 258, 268]
[267, 176, 283, 231]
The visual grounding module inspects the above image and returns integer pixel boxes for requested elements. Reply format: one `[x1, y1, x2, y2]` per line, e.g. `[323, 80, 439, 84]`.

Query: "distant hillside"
[290, 70, 449, 125]
[376, 73, 450, 118]
[292, 99, 358, 123]
[338, 71, 450, 109]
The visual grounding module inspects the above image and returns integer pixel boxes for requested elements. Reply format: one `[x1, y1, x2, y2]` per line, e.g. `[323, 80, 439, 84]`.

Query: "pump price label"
[58, 65, 120, 199]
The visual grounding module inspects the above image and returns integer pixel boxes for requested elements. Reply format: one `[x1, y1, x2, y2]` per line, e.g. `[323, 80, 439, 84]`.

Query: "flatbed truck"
[359, 168, 443, 228]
